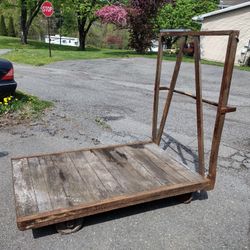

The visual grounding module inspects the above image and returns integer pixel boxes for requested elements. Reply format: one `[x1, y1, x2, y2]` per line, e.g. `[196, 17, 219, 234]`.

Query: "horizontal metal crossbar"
[159, 86, 236, 113]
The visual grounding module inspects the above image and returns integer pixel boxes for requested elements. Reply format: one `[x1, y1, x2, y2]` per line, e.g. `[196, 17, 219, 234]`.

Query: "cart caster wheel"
[55, 218, 84, 235]
[176, 192, 193, 204]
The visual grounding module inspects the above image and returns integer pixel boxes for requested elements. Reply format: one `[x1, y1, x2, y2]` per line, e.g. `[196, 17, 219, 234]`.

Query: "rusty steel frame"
[152, 30, 239, 189]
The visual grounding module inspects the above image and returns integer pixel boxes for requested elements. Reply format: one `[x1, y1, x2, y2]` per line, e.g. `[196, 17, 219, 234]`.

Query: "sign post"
[41, 1, 54, 57]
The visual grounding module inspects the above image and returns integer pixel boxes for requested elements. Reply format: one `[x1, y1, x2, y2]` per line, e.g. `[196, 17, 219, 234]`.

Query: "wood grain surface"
[12, 142, 208, 230]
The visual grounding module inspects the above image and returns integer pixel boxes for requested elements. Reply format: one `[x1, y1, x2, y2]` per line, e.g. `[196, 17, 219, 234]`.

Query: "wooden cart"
[12, 30, 239, 233]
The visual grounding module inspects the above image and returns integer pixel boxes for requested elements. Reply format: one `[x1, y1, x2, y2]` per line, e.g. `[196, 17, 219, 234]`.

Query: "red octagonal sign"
[41, 1, 54, 17]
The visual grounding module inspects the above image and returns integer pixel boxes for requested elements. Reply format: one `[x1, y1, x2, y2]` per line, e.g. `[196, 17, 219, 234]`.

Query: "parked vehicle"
[0, 58, 17, 98]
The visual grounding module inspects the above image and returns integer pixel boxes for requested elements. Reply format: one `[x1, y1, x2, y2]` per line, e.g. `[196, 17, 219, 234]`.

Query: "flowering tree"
[96, 5, 128, 27]
[96, 1, 171, 53]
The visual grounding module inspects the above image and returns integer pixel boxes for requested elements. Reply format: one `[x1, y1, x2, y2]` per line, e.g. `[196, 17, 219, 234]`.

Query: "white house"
[193, 2, 250, 65]
[45, 34, 79, 47]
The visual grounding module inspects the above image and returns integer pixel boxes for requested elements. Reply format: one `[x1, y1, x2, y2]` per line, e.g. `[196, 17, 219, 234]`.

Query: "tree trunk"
[19, 0, 43, 44]
[20, 0, 28, 44]
[20, 29, 28, 44]
[77, 15, 96, 51]
[77, 16, 86, 51]
[79, 29, 86, 51]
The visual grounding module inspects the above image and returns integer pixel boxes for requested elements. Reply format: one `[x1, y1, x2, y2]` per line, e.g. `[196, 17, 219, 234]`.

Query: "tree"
[8, 16, 16, 37]
[156, 0, 218, 48]
[62, 0, 107, 51]
[19, 0, 43, 44]
[128, 0, 168, 53]
[0, 15, 8, 36]
[96, 1, 171, 53]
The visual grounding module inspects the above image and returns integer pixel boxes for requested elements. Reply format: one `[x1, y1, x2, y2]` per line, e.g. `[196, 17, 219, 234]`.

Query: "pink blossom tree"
[96, 5, 128, 27]
[96, 1, 172, 53]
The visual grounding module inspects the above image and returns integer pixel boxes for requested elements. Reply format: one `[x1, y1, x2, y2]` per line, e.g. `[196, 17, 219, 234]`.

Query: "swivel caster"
[55, 218, 84, 235]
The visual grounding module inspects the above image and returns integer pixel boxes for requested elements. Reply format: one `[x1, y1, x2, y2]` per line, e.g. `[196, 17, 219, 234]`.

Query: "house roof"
[192, 1, 250, 21]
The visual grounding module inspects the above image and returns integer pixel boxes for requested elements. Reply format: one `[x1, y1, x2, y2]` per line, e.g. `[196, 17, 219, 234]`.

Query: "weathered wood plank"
[147, 148, 192, 182]
[128, 145, 191, 184]
[93, 149, 146, 193]
[124, 145, 178, 185]
[17, 179, 210, 230]
[143, 147, 198, 183]
[11, 140, 152, 161]
[50, 154, 95, 203]
[117, 147, 163, 187]
[13, 143, 210, 231]
[105, 148, 158, 189]
[144, 143, 203, 182]
[67, 151, 109, 199]
[39, 156, 72, 210]
[12, 159, 38, 217]
[27, 157, 52, 213]
[83, 150, 124, 195]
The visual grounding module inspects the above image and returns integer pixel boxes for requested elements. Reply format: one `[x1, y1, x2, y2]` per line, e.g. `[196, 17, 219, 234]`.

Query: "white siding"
[222, 0, 249, 5]
[200, 7, 250, 64]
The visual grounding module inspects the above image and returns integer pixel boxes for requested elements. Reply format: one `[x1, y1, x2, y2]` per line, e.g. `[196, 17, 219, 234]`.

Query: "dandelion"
[3, 98, 8, 103]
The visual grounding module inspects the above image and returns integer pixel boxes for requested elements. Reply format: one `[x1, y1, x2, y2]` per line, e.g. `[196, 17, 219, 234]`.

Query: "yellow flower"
[3, 98, 8, 103]
[0, 102, 2, 105]
[4, 103, 8, 105]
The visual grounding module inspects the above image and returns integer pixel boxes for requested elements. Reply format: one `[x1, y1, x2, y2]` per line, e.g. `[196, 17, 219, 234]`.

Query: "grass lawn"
[0, 36, 180, 65]
[0, 36, 249, 71]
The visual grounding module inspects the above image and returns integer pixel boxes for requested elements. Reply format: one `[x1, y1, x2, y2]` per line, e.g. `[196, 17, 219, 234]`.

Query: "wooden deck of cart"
[12, 141, 210, 230]
[11, 30, 238, 231]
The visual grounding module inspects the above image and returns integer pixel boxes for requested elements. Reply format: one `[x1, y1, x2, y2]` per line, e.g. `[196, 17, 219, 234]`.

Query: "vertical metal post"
[194, 36, 205, 176]
[155, 37, 186, 145]
[152, 35, 163, 142]
[59, 10, 62, 45]
[47, 18, 52, 57]
[208, 31, 239, 189]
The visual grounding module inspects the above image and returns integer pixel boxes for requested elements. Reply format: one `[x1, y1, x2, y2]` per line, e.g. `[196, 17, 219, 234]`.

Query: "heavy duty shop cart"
[11, 30, 239, 233]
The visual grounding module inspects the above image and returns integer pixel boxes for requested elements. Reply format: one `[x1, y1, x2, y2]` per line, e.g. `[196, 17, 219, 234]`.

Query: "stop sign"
[41, 1, 54, 17]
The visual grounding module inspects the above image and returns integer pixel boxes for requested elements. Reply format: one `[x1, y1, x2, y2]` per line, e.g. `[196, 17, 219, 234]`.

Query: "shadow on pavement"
[0, 151, 9, 157]
[161, 133, 200, 173]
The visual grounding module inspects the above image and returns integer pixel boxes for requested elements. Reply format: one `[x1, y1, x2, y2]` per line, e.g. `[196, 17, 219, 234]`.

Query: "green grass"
[0, 91, 53, 119]
[0, 36, 192, 66]
[95, 117, 111, 130]
[0, 36, 249, 71]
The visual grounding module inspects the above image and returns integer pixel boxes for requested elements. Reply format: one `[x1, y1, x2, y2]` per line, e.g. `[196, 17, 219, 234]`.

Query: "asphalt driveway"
[0, 58, 249, 249]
